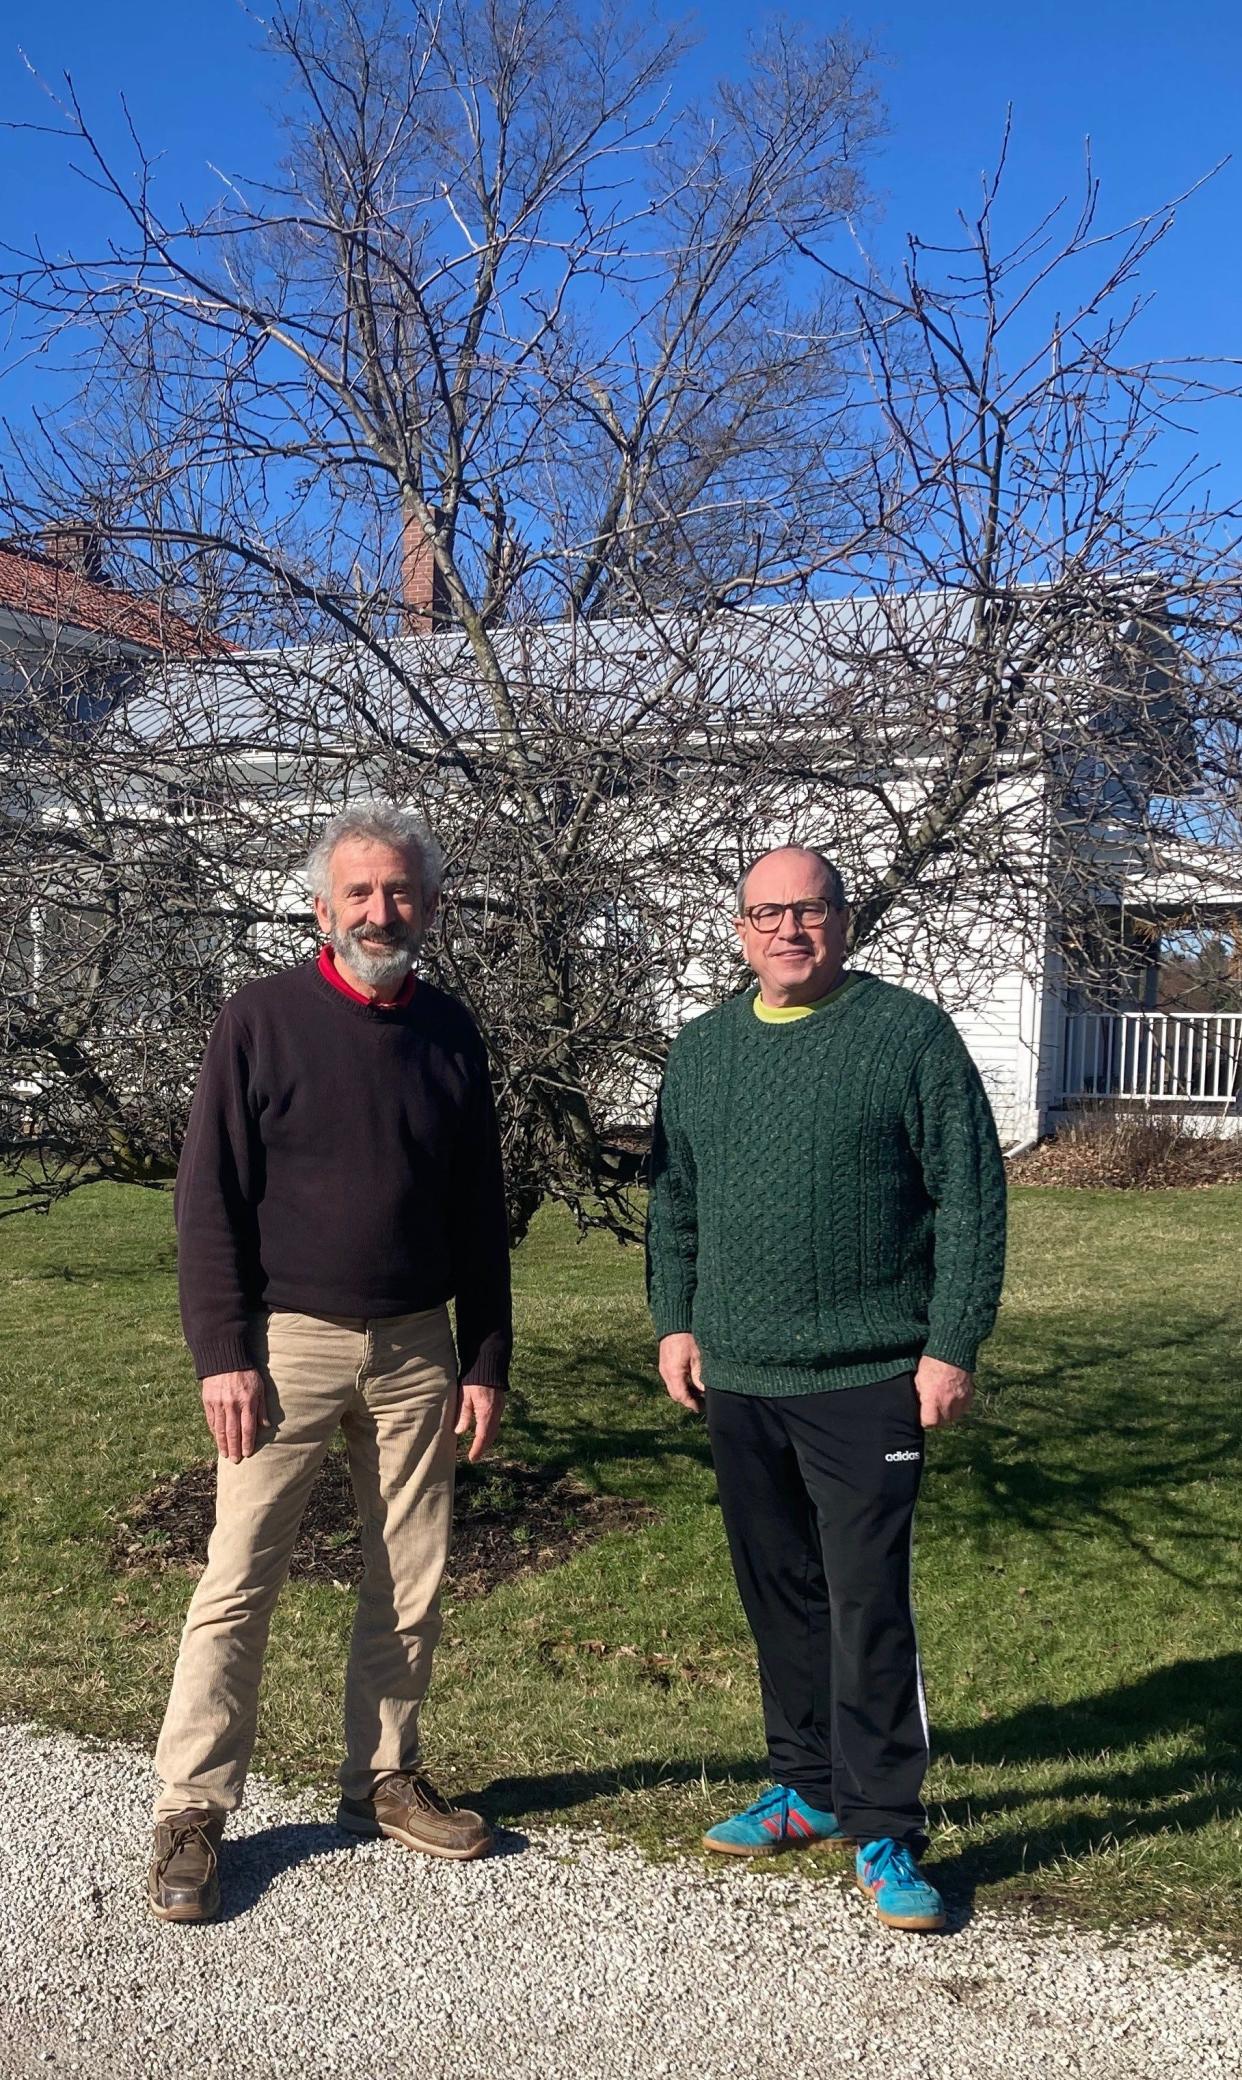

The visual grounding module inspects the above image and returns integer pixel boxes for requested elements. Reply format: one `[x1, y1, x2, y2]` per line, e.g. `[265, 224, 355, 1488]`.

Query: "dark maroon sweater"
[174, 962, 511, 1387]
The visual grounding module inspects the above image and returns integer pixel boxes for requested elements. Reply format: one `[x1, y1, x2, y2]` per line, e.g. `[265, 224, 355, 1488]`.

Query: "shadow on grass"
[929, 1651, 1242, 1909]
[477, 1654, 1242, 1926]
[475, 1752, 768, 1827]
[938, 1651, 1242, 1772]
[195, 1657, 1242, 1921]
[506, 1323, 1242, 1605]
[929, 1318, 1242, 1593]
[506, 1340, 717, 1494]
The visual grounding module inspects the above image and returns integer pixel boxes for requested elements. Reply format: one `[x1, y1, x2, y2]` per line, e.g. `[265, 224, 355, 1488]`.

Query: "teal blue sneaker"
[855, 1837, 946, 1931]
[702, 1784, 844, 1857]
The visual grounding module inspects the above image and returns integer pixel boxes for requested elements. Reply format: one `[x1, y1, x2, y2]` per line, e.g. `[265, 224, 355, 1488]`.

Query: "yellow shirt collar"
[752, 976, 854, 1024]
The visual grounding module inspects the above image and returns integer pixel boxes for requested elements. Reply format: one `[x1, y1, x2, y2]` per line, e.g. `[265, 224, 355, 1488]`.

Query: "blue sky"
[3, 0, 1240, 476]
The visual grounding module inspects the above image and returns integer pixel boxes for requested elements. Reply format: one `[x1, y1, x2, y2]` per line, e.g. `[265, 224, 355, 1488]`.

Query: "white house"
[11, 565, 1241, 1150]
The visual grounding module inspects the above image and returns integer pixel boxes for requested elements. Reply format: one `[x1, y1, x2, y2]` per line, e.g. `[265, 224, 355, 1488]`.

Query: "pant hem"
[778, 1774, 837, 1811]
[844, 1823, 930, 1853]
[153, 1795, 236, 1823]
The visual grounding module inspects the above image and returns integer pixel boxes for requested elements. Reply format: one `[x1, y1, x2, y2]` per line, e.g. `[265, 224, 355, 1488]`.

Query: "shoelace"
[863, 1838, 924, 1892]
[385, 1770, 452, 1815]
[155, 1818, 214, 1880]
[742, 1785, 793, 1829]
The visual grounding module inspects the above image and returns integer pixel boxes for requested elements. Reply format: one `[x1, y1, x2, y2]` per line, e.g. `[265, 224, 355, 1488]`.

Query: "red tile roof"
[0, 541, 232, 656]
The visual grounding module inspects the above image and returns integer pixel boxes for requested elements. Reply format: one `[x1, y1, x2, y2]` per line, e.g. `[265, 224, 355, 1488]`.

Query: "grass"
[1, 1182, 1240, 1945]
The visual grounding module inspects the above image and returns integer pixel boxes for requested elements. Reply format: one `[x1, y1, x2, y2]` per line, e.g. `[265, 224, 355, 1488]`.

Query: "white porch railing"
[1058, 1011, 1242, 1106]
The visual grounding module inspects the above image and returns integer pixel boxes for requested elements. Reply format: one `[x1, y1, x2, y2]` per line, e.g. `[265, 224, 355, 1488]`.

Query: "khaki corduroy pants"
[154, 1305, 458, 1819]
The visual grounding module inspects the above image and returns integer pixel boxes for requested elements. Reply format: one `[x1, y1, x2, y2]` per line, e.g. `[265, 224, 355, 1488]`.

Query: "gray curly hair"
[306, 800, 444, 906]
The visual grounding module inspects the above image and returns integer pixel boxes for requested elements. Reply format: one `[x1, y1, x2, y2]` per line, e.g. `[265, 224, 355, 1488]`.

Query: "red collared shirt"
[317, 944, 416, 1011]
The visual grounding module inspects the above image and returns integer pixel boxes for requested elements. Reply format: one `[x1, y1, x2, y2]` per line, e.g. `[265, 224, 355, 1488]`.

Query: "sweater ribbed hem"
[260, 1277, 457, 1319]
[701, 1351, 922, 1397]
[191, 1328, 511, 1390]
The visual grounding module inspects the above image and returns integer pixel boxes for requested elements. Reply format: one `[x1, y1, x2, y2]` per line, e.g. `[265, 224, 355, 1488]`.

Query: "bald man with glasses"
[646, 846, 1007, 1932]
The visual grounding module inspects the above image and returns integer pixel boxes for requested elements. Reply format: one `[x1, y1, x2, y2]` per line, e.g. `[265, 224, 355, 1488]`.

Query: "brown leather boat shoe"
[147, 1810, 224, 1922]
[337, 1769, 493, 1861]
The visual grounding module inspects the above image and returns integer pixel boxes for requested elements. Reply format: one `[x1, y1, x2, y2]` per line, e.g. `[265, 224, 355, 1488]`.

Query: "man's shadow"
[474, 1652, 1242, 1934]
[474, 1752, 769, 1828]
[216, 1819, 343, 1921]
[216, 1812, 532, 1919]
[212, 1651, 1239, 1922]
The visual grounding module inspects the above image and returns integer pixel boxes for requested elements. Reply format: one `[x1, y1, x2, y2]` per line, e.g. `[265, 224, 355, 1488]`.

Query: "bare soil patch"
[111, 1453, 653, 1598]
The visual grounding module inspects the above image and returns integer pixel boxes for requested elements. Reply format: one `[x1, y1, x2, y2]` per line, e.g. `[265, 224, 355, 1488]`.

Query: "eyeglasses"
[742, 900, 834, 933]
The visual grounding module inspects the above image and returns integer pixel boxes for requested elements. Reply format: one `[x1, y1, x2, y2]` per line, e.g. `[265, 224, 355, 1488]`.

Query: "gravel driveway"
[1, 1721, 1237, 2079]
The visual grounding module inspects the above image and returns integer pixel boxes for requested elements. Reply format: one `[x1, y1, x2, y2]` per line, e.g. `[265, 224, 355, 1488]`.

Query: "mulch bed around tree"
[111, 1453, 654, 1599]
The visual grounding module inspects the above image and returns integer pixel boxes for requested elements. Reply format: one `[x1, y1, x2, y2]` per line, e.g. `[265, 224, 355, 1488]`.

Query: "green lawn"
[1, 1183, 1240, 1943]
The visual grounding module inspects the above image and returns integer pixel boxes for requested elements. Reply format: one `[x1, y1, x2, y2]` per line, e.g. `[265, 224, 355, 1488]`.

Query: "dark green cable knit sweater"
[645, 976, 1007, 1395]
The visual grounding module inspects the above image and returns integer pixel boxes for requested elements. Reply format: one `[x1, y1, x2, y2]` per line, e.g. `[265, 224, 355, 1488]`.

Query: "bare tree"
[2, 15, 1240, 1231]
[783, 137, 1242, 1020]
[1, 2, 881, 1233]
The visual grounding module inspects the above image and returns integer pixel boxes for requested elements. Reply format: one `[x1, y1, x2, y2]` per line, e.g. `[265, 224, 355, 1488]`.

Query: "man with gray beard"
[147, 802, 510, 1922]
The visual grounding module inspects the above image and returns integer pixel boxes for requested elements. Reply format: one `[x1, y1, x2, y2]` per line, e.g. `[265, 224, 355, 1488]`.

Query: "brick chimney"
[400, 504, 449, 631]
[41, 521, 110, 584]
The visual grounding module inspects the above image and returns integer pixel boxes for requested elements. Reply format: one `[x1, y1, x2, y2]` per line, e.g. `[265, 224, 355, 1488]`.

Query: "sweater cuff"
[188, 1330, 255, 1380]
[458, 1336, 510, 1390]
[652, 1300, 695, 1339]
[922, 1332, 981, 1373]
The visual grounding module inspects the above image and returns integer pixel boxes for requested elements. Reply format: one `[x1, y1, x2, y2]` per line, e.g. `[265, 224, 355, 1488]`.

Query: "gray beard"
[330, 918, 421, 990]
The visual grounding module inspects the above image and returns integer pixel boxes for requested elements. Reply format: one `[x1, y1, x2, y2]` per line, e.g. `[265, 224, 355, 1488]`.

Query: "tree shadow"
[205, 1658, 1240, 1928]
[928, 1314, 1242, 1594]
[505, 1336, 717, 1492]
[937, 1651, 1242, 1773]
[927, 1651, 1242, 1907]
[508, 1318, 1242, 1602]
[473, 1654, 1242, 1934]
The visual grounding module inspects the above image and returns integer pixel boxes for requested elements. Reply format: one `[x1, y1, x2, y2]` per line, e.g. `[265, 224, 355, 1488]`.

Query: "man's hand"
[455, 1383, 506, 1463]
[658, 1333, 705, 1413]
[201, 1368, 268, 1463]
[914, 1355, 974, 1428]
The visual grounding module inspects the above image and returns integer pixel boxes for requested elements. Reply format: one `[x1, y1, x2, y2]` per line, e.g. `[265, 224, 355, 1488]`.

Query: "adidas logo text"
[884, 1449, 921, 1463]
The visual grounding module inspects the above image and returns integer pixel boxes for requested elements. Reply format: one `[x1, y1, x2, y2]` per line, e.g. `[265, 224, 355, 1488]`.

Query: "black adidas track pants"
[705, 1371, 929, 1847]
